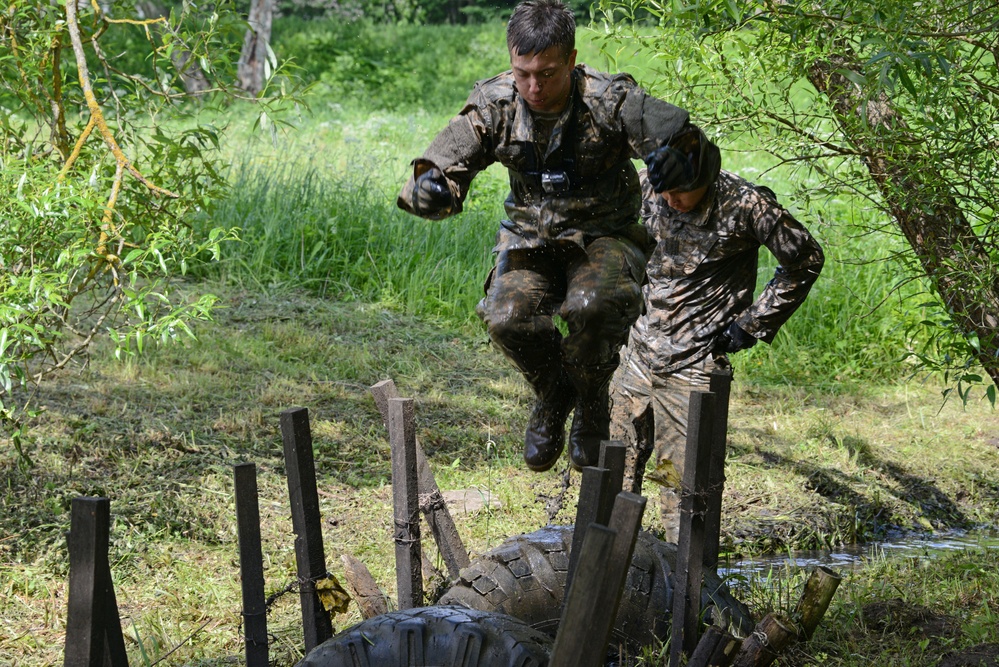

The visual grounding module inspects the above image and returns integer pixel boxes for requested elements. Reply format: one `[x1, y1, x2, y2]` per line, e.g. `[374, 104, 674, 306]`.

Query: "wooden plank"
[549, 523, 617, 667]
[370, 380, 469, 578]
[593, 491, 647, 649]
[64, 496, 128, 667]
[280, 407, 334, 652]
[670, 391, 716, 667]
[389, 397, 423, 609]
[565, 466, 610, 599]
[599, 440, 627, 499]
[704, 368, 732, 570]
[234, 463, 269, 667]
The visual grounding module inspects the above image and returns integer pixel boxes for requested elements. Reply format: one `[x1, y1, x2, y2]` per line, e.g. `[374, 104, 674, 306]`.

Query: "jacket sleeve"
[735, 196, 825, 343]
[616, 79, 691, 158]
[397, 97, 496, 219]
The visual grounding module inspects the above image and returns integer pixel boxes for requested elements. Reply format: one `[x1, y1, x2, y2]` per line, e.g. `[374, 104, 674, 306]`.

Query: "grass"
[3, 18, 999, 667]
[3, 285, 999, 666]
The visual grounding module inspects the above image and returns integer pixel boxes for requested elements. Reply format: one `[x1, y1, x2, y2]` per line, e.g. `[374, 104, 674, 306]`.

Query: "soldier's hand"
[644, 145, 694, 193]
[412, 167, 454, 219]
[714, 322, 758, 354]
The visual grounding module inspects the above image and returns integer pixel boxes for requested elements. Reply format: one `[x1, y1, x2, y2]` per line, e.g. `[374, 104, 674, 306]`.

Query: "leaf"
[646, 459, 682, 490]
[316, 574, 352, 614]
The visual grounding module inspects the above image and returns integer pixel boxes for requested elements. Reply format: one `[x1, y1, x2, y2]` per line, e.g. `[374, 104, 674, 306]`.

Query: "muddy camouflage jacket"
[397, 65, 692, 254]
[627, 169, 824, 375]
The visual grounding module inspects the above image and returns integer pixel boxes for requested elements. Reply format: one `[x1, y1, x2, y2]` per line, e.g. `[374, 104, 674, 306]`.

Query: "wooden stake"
[670, 391, 716, 667]
[280, 407, 334, 651]
[549, 524, 617, 667]
[64, 497, 128, 667]
[704, 368, 732, 571]
[370, 380, 469, 578]
[234, 463, 268, 667]
[389, 397, 422, 609]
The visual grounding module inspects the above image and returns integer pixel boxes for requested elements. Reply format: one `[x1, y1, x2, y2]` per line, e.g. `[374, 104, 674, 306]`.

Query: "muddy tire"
[437, 525, 754, 650]
[297, 605, 553, 667]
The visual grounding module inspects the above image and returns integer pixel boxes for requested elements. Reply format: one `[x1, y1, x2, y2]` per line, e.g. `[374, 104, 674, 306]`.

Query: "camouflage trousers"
[608, 349, 732, 542]
[476, 236, 647, 380]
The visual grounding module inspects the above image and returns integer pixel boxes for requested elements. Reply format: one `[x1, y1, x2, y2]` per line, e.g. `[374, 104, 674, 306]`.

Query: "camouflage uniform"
[609, 168, 824, 539]
[399, 65, 701, 467]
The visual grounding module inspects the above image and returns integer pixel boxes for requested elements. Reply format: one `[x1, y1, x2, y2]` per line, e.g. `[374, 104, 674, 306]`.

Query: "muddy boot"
[566, 361, 617, 470]
[523, 370, 577, 472]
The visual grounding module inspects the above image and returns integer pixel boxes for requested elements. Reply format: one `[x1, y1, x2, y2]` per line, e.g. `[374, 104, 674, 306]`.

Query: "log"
[795, 566, 842, 640]
[730, 613, 797, 667]
[370, 380, 470, 578]
[688, 624, 743, 667]
[339, 554, 389, 619]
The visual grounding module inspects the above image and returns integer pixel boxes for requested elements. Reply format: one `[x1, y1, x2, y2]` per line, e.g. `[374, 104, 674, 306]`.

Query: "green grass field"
[2, 18, 999, 667]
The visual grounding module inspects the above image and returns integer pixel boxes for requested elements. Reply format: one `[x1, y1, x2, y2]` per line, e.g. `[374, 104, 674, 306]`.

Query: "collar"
[666, 182, 718, 228]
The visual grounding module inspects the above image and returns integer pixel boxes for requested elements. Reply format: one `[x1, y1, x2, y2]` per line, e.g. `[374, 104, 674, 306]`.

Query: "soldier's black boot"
[567, 361, 617, 470]
[523, 370, 576, 472]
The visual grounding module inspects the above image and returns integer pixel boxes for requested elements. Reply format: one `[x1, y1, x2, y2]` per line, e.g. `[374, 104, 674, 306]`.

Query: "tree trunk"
[808, 56, 999, 388]
[238, 0, 275, 95]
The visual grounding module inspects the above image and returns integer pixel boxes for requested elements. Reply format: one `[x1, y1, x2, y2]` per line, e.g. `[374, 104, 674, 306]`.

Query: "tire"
[437, 525, 754, 651]
[297, 605, 553, 667]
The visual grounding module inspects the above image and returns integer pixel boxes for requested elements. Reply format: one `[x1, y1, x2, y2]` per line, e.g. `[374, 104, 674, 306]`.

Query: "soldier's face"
[662, 186, 708, 213]
[510, 46, 577, 115]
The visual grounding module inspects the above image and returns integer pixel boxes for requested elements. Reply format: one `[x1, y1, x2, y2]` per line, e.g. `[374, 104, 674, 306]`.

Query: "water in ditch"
[718, 528, 999, 578]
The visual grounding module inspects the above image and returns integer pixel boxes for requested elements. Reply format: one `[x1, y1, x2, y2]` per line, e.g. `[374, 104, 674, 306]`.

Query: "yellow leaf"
[646, 459, 682, 491]
[316, 574, 352, 614]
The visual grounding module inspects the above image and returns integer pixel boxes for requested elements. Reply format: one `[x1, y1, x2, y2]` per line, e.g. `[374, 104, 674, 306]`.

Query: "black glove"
[412, 167, 454, 219]
[714, 322, 758, 354]
[644, 144, 695, 193]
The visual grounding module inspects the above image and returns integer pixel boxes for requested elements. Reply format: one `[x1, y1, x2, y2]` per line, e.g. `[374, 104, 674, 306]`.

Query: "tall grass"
[197, 156, 500, 328]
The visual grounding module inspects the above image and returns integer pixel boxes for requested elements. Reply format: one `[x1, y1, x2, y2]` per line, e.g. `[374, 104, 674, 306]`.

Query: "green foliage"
[0, 0, 303, 447]
[595, 0, 999, 400]
[272, 18, 509, 112]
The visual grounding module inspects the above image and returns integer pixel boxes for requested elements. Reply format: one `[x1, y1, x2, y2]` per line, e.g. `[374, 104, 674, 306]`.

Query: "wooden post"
[64, 496, 128, 667]
[389, 397, 422, 609]
[599, 440, 627, 499]
[688, 624, 743, 667]
[670, 391, 716, 667]
[730, 613, 797, 667]
[370, 380, 469, 578]
[704, 368, 732, 571]
[594, 491, 647, 637]
[280, 407, 334, 652]
[795, 566, 842, 640]
[565, 466, 610, 599]
[549, 523, 617, 667]
[234, 463, 268, 667]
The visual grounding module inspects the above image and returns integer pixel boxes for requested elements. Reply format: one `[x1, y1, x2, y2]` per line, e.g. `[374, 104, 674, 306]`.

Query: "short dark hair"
[507, 0, 575, 60]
